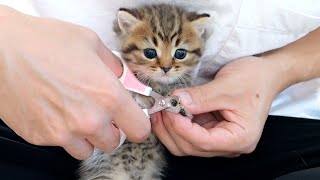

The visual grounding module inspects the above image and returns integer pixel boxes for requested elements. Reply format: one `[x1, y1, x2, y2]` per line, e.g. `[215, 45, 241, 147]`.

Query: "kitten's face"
[114, 5, 209, 85]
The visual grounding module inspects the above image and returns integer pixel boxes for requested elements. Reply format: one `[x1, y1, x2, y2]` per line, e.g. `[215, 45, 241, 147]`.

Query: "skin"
[152, 27, 320, 157]
[0, 5, 151, 160]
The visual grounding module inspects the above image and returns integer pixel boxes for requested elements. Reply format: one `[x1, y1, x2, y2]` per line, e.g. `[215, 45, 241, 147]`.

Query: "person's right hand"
[0, 5, 150, 160]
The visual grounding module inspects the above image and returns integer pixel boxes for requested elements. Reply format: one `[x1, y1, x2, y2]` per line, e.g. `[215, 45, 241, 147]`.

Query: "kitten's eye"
[144, 48, 157, 59]
[174, 49, 187, 60]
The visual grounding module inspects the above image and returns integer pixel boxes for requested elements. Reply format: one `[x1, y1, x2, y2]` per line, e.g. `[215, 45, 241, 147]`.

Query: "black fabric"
[164, 116, 320, 180]
[0, 119, 80, 180]
[275, 167, 320, 180]
[1, 116, 320, 180]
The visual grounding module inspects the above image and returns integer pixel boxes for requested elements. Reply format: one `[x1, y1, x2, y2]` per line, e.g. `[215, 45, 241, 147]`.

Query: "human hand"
[151, 56, 291, 157]
[0, 6, 150, 160]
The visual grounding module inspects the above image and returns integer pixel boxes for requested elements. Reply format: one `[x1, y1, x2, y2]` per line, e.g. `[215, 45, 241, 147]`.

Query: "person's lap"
[0, 120, 79, 180]
[1, 116, 319, 180]
[164, 116, 320, 180]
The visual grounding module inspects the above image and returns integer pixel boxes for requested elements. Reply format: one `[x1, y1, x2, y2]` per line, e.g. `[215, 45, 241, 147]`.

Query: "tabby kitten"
[79, 4, 209, 180]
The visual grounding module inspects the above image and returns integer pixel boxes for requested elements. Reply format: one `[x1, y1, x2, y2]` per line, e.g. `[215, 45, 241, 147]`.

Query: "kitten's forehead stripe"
[190, 48, 202, 57]
[157, 33, 164, 41]
[122, 43, 139, 54]
[175, 39, 181, 47]
[123, 57, 133, 62]
[170, 32, 178, 42]
[147, 5, 183, 43]
[152, 36, 158, 47]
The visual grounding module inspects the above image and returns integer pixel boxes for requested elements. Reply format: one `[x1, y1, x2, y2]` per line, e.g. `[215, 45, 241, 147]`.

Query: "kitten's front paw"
[178, 105, 194, 120]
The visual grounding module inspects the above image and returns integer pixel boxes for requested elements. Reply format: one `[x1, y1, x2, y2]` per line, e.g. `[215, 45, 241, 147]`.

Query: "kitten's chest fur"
[150, 81, 191, 96]
[80, 134, 165, 180]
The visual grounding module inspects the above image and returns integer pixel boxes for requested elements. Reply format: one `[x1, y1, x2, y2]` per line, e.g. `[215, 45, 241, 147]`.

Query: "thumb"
[173, 81, 232, 115]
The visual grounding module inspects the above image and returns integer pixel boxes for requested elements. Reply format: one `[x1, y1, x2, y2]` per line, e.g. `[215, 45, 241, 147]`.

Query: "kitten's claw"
[179, 106, 194, 120]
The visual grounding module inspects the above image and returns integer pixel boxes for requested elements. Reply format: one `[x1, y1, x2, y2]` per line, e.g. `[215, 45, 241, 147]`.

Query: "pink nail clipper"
[119, 63, 182, 116]
[114, 52, 184, 147]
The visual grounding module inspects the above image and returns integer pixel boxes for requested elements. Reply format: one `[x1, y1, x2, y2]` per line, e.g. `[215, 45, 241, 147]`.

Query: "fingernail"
[176, 91, 192, 105]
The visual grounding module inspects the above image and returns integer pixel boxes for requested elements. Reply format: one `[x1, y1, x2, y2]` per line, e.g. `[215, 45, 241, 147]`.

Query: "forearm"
[262, 27, 320, 91]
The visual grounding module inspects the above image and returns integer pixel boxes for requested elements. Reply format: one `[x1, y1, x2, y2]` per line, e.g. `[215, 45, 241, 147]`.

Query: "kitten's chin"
[151, 75, 179, 84]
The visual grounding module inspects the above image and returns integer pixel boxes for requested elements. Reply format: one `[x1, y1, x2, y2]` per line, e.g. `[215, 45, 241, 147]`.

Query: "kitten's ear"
[117, 8, 141, 34]
[189, 13, 210, 36]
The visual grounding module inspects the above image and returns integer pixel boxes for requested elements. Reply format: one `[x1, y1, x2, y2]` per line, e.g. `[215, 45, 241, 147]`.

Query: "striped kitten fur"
[79, 4, 209, 180]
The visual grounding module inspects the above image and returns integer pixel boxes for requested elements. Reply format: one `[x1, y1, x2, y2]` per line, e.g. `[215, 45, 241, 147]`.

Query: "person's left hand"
[151, 56, 292, 157]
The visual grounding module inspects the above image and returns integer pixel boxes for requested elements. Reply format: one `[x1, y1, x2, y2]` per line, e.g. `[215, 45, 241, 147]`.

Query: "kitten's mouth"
[153, 74, 178, 84]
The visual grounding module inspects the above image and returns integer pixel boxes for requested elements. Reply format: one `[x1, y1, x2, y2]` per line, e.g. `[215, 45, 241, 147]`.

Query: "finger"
[151, 112, 186, 156]
[162, 113, 235, 157]
[162, 112, 198, 155]
[97, 69, 151, 144]
[63, 138, 94, 160]
[97, 41, 151, 143]
[192, 113, 220, 128]
[172, 80, 235, 115]
[86, 120, 120, 153]
[168, 112, 241, 152]
[112, 93, 151, 143]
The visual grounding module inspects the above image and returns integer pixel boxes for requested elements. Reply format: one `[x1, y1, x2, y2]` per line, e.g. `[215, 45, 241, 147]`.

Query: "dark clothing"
[0, 120, 79, 180]
[164, 116, 320, 180]
[1, 116, 320, 180]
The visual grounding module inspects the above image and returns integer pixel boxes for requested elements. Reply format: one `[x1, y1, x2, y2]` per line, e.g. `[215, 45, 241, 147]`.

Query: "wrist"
[260, 52, 300, 94]
[261, 28, 320, 88]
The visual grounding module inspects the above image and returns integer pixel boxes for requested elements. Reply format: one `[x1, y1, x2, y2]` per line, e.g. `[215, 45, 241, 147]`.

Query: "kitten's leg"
[79, 135, 166, 180]
[177, 105, 194, 120]
[131, 92, 155, 109]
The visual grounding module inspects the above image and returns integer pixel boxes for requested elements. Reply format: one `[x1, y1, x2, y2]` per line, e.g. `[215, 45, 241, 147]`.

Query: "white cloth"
[1, 0, 320, 120]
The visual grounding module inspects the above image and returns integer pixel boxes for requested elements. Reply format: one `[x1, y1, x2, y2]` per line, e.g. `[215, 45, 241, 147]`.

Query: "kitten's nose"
[161, 67, 172, 73]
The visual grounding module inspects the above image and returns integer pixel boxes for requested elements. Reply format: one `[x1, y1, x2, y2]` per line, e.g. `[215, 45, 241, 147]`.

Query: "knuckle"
[72, 149, 94, 160]
[243, 144, 257, 154]
[51, 131, 70, 146]
[26, 135, 45, 146]
[224, 153, 241, 158]
[103, 90, 123, 114]
[181, 146, 194, 156]
[82, 119, 101, 136]
[170, 149, 185, 157]
[70, 115, 101, 136]
[199, 142, 213, 152]
[80, 150, 94, 160]
[81, 28, 100, 43]
[102, 144, 118, 154]
[238, 135, 258, 154]
[130, 126, 151, 143]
